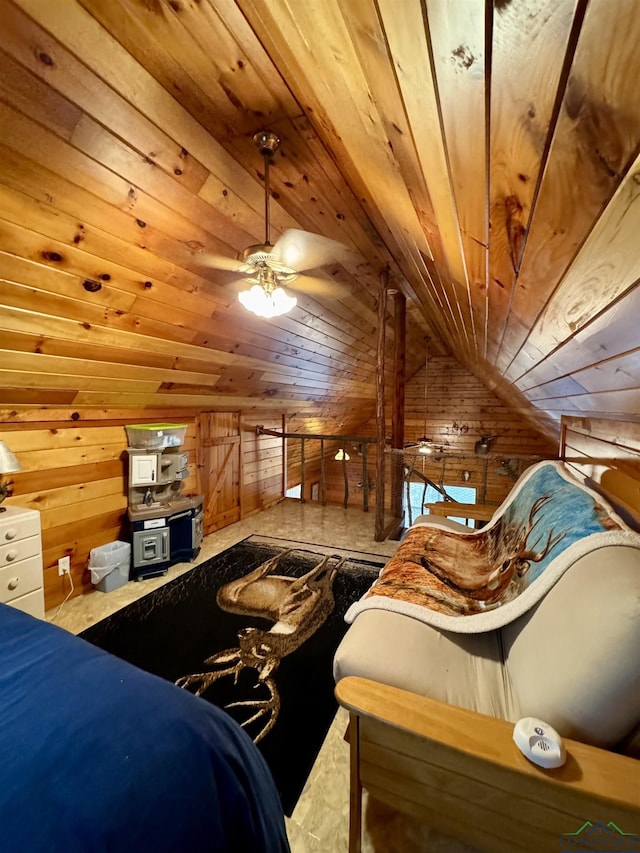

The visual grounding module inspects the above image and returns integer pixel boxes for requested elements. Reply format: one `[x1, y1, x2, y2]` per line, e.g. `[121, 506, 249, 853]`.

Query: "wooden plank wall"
[241, 414, 285, 518]
[559, 416, 640, 530]
[1, 408, 286, 610]
[0, 412, 197, 608]
[320, 356, 556, 510]
[402, 356, 555, 506]
[323, 452, 379, 509]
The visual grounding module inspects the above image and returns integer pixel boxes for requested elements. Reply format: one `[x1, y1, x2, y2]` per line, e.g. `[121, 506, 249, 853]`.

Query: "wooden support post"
[361, 443, 369, 512]
[320, 438, 326, 506]
[390, 289, 406, 527]
[281, 414, 287, 500]
[342, 452, 349, 509]
[300, 437, 306, 503]
[238, 411, 244, 519]
[375, 269, 388, 541]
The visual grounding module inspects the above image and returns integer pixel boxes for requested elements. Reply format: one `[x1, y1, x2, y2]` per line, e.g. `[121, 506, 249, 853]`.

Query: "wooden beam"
[390, 289, 406, 524]
[375, 269, 389, 541]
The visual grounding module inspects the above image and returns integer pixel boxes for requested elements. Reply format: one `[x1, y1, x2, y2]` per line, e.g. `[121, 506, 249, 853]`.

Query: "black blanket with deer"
[346, 462, 640, 633]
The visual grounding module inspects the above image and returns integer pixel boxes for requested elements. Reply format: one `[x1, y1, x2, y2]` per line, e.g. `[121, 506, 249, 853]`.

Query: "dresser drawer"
[0, 512, 40, 543]
[7, 588, 45, 620]
[0, 555, 43, 604]
[0, 534, 41, 567]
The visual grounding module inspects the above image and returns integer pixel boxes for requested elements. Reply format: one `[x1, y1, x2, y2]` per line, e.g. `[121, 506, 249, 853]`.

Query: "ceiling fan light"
[417, 436, 434, 454]
[270, 286, 297, 315]
[238, 284, 296, 319]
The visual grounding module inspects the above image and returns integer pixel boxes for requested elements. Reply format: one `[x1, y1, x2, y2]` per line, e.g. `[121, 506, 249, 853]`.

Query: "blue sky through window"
[405, 482, 476, 527]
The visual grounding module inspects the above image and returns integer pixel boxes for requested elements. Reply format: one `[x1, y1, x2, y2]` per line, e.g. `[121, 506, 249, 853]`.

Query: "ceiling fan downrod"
[253, 130, 280, 248]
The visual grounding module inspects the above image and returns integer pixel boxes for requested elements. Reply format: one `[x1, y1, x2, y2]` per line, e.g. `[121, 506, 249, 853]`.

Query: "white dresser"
[0, 506, 45, 619]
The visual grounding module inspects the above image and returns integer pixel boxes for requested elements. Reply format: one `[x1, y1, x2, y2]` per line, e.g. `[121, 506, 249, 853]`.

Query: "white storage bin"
[89, 541, 131, 593]
[125, 424, 187, 449]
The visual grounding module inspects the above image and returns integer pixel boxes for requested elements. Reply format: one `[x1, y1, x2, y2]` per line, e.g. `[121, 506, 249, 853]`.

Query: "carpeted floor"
[81, 535, 383, 815]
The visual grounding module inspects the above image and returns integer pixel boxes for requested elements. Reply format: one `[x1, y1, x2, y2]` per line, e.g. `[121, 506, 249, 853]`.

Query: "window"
[285, 484, 301, 499]
[405, 482, 477, 527]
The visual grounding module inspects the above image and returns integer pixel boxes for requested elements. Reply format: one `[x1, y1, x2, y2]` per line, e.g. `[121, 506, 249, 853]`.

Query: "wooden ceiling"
[0, 0, 638, 442]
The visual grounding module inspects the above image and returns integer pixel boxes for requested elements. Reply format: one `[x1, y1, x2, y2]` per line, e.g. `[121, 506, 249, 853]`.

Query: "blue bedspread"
[0, 603, 290, 853]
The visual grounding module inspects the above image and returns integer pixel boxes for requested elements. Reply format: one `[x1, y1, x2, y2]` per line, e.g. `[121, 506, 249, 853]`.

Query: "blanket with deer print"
[346, 461, 640, 633]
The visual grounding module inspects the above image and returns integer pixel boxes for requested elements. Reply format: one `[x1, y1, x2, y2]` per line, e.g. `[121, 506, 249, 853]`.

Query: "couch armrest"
[336, 676, 640, 853]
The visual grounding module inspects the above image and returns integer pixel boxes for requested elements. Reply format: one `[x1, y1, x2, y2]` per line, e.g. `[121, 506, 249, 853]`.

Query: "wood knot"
[100, 273, 111, 281]
[452, 45, 475, 70]
[144, 280, 153, 289]
[505, 195, 523, 215]
[136, 219, 146, 228]
[37, 50, 54, 66]
[83, 279, 102, 293]
[71, 412, 80, 421]
[42, 251, 63, 262]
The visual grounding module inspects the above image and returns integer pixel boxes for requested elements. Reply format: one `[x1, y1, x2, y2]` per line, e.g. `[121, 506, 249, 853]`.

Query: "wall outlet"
[58, 556, 71, 576]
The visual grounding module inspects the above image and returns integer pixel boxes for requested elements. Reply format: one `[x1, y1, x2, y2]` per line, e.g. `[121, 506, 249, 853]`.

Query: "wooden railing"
[255, 426, 378, 512]
[257, 426, 548, 538]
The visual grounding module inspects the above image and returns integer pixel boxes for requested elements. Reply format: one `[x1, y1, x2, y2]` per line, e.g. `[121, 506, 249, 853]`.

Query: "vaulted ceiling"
[1, 0, 639, 442]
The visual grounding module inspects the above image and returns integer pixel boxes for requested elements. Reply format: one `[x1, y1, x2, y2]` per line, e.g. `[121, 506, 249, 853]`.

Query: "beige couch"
[333, 513, 640, 852]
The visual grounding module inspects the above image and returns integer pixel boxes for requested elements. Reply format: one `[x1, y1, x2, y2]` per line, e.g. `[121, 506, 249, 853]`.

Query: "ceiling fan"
[201, 130, 356, 318]
[404, 341, 448, 456]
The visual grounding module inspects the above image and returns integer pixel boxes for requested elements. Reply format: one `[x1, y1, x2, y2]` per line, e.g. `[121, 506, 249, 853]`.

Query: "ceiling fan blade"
[288, 274, 351, 299]
[272, 229, 358, 272]
[198, 253, 245, 273]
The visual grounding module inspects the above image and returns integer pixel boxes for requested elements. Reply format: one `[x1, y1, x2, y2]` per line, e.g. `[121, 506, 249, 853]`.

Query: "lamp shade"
[334, 449, 350, 461]
[0, 441, 21, 474]
[238, 284, 297, 318]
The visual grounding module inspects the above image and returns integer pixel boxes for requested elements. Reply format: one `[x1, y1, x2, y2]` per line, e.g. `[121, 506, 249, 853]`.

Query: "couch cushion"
[501, 546, 640, 747]
[333, 609, 519, 720]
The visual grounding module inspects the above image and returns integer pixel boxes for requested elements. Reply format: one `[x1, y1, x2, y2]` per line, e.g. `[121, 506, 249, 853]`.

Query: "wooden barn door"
[197, 412, 241, 534]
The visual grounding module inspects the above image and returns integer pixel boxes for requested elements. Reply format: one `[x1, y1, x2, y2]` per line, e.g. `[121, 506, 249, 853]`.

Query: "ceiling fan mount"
[253, 129, 281, 158]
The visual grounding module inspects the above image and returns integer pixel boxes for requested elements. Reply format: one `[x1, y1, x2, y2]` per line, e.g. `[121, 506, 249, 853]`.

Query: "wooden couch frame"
[336, 417, 640, 852]
[337, 677, 639, 853]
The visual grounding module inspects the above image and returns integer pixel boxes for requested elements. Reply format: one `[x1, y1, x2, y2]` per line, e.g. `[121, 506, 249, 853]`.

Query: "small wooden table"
[423, 502, 498, 524]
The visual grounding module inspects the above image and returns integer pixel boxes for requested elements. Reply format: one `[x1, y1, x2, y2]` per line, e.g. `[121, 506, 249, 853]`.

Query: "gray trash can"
[89, 541, 131, 593]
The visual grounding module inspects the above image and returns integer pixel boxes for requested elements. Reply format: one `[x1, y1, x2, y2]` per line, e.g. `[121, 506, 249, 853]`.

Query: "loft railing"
[256, 426, 546, 538]
[255, 426, 377, 511]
